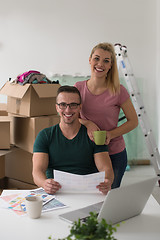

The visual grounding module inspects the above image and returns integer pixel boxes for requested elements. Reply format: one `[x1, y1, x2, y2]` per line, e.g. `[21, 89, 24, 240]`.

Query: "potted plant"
[49, 212, 119, 240]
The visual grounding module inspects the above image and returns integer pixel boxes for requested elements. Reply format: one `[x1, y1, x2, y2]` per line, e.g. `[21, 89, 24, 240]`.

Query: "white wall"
[0, 0, 159, 148]
[156, 0, 160, 149]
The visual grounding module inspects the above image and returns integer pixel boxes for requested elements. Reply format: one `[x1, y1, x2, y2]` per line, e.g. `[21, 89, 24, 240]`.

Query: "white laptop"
[59, 176, 157, 224]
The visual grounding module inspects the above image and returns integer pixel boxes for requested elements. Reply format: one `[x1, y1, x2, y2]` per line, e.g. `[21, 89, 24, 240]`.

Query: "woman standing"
[75, 42, 138, 188]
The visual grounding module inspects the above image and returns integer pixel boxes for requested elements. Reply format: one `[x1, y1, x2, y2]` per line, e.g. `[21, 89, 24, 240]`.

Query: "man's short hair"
[57, 85, 81, 103]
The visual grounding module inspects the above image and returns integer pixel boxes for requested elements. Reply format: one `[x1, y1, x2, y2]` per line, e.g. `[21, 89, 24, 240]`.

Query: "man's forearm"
[95, 152, 114, 185]
[32, 170, 47, 189]
[104, 167, 114, 185]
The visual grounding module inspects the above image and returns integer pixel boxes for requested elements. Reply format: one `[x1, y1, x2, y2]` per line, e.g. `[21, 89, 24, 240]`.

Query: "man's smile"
[63, 113, 74, 118]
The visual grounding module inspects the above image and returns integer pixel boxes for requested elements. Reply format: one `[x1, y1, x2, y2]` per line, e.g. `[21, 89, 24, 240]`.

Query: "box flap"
[0, 103, 7, 110]
[0, 146, 17, 157]
[8, 113, 28, 118]
[0, 116, 12, 122]
[0, 81, 30, 98]
[32, 84, 60, 98]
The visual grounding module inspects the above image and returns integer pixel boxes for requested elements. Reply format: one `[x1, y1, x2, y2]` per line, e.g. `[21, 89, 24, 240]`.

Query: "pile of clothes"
[10, 70, 59, 85]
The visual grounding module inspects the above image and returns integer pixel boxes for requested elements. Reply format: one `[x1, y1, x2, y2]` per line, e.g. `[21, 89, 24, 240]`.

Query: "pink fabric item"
[75, 80, 130, 155]
[17, 70, 40, 83]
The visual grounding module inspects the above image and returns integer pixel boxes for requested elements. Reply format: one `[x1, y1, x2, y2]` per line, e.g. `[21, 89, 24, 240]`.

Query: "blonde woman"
[75, 42, 138, 188]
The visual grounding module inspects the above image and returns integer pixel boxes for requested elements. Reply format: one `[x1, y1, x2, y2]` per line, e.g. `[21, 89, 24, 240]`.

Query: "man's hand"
[96, 179, 112, 195]
[43, 179, 61, 194]
[85, 121, 100, 142]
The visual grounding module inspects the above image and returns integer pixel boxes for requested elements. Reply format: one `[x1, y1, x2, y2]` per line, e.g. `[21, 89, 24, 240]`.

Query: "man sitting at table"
[32, 85, 114, 195]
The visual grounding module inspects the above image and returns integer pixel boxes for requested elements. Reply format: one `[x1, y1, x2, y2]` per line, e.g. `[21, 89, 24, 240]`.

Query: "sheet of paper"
[0, 188, 67, 216]
[0, 193, 21, 209]
[6, 188, 53, 209]
[42, 198, 67, 212]
[54, 170, 105, 193]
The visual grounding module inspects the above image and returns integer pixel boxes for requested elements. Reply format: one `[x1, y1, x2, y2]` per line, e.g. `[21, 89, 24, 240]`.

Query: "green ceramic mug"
[93, 130, 106, 145]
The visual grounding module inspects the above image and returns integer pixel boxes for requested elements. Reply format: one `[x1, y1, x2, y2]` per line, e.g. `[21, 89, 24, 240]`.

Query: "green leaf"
[49, 212, 119, 240]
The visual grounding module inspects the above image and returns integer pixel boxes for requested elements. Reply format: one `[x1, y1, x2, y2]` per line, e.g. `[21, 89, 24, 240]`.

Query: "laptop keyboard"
[59, 201, 103, 223]
[81, 213, 98, 223]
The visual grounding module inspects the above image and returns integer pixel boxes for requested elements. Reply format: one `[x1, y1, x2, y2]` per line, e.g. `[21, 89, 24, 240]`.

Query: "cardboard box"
[5, 148, 35, 184]
[0, 156, 5, 179]
[0, 103, 8, 116]
[0, 146, 17, 157]
[0, 81, 60, 117]
[5, 178, 37, 190]
[10, 114, 60, 153]
[0, 116, 11, 149]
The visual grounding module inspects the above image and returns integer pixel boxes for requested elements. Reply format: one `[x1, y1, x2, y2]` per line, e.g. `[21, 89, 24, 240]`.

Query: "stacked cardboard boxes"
[0, 155, 5, 179]
[9, 114, 60, 153]
[0, 104, 10, 150]
[0, 103, 8, 116]
[0, 104, 10, 191]
[0, 151, 6, 192]
[0, 82, 60, 190]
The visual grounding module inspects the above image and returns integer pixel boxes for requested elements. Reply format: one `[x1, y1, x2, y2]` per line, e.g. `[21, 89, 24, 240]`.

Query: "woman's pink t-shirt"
[75, 80, 130, 155]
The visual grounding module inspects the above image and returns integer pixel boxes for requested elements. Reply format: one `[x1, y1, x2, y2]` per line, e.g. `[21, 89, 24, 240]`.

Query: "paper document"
[7, 188, 55, 212]
[0, 188, 67, 216]
[42, 198, 67, 212]
[54, 170, 105, 193]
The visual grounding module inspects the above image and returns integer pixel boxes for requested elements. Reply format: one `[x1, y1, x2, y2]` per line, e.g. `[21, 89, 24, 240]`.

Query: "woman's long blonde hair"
[90, 42, 120, 95]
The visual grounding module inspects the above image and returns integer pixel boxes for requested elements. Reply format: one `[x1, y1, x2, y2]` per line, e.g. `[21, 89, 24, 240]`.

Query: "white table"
[0, 190, 160, 240]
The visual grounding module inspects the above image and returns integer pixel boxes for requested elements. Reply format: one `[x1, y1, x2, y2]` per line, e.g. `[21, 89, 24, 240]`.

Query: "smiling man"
[32, 86, 114, 195]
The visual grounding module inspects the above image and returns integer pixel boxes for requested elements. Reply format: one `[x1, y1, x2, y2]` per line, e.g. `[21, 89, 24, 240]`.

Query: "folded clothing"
[10, 70, 59, 85]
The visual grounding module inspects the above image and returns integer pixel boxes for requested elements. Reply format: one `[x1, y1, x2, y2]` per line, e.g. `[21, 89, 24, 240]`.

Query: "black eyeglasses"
[56, 102, 81, 109]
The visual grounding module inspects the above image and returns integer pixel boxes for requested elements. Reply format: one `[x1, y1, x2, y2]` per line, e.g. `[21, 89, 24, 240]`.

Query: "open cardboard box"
[0, 81, 60, 117]
[10, 114, 60, 153]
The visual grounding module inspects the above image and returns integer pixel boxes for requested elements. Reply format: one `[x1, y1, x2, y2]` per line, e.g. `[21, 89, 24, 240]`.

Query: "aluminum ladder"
[114, 43, 160, 185]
